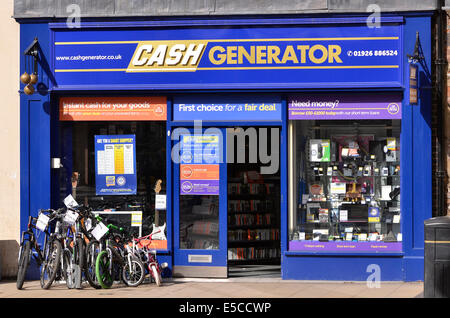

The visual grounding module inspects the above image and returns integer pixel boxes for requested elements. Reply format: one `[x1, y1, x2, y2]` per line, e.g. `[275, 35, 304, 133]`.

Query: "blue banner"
[95, 135, 137, 195]
[52, 22, 402, 89]
[173, 95, 282, 121]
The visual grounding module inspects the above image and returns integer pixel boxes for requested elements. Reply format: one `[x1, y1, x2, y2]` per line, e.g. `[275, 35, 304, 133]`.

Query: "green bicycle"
[94, 219, 145, 289]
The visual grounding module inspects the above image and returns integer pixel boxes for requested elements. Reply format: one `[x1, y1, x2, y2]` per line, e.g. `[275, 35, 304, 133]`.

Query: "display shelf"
[228, 224, 277, 230]
[228, 258, 281, 264]
[294, 132, 402, 246]
[227, 163, 281, 265]
[228, 195, 278, 201]
[300, 220, 400, 225]
[228, 247, 281, 262]
[229, 239, 280, 244]
[310, 160, 400, 165]
[227, 210, 276, 215]
[309, 174, 399, 179]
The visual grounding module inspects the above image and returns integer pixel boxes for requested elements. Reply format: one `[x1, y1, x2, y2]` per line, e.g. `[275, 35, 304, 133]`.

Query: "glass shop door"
[173, 127, 228, 278]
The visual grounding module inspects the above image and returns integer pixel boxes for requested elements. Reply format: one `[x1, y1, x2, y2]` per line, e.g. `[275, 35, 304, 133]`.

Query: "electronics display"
[293, 120, 401, 244]
[369, 140, 386, 161]
[309, 139, 331, 162]
[368, 207, 381, 223]
[385, 138, 398, 162]
[342, 204, 368, 222]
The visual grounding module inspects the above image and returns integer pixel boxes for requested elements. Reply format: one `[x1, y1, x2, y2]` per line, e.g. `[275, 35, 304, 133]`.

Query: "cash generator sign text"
[54, 37, 400, 74]
[126, 39, 344, 72]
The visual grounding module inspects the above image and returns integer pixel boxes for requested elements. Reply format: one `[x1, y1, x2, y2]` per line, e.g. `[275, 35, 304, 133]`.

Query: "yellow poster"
[114, 144, 124, 174]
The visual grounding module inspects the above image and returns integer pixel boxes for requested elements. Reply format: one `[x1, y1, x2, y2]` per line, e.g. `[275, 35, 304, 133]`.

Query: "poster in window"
[179, 134, 220, 195]
[95, 135, 137, 195]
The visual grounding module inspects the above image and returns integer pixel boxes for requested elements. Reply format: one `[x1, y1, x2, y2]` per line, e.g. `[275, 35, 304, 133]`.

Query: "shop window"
[289, 120, 401, 252]
[59, 121, 167, 247]
[179, 195, 220, 250]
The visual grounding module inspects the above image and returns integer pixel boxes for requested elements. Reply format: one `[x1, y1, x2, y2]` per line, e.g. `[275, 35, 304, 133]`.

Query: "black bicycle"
[94, 221, 145, 289]
[68, 204, 100, 289]
[60, 206, 84, 289]
[16, 208, 65, 290]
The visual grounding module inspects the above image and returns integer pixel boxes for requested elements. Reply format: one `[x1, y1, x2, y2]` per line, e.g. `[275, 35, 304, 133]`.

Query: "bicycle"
[16, 208, 66, 290]
[131, 229, 169, 287]
[39, 205, 85, 289]
[60, 206, 87, 289]
[39, 207, 73, 289]
[61, 204, 104, 289]
[122, 235, 147, 287]
[78, 208, 125, 289]
[94, 219, 145, 289]
[76, 206, 104, 289]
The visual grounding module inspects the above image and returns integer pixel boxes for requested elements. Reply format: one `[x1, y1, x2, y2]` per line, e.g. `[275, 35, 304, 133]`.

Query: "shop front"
[170, 95, 284, 277]
[19, 13, 432, 281]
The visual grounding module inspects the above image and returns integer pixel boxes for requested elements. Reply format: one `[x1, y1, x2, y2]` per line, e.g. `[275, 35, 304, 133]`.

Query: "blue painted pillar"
[19, 22, 53, 279]
[401, 15, 433, 281]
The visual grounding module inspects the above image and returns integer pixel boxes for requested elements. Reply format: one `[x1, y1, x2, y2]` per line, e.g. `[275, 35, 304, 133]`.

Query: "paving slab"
[0, 279, 424, 298]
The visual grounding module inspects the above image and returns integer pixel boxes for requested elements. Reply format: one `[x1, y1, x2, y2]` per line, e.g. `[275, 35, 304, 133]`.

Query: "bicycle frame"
[18, 207, 67, 290]
[96, 222, 127, 282]
[51, 217, 74, 285]
[131, 231, 168, 278]
[19, 213, 53, 268]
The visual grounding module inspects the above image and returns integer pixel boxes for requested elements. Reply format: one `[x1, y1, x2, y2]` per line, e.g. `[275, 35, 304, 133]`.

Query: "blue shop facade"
[19, 13, 432, 281]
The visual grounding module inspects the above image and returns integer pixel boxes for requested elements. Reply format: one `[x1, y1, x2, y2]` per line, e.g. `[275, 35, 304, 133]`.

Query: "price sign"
[63, 194, 79, 209]
[131, 212, 143, 227]
[85, 218, 92, 231]
[36, 213, 50, 232]
[91, 222, 109, 241]
[64, 210, 79, 226]
[155, 195, 167, 210]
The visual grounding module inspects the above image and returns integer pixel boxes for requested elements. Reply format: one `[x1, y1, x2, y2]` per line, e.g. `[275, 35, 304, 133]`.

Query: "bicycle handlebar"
[107, 224, 123, 231]
[132, 229, 162, 243]
[38, 207, 66, 220]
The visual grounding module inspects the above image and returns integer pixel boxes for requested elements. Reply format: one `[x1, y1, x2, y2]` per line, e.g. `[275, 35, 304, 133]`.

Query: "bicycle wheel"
[40, 239, 62, 289]
[95, 250, 113, 289]
[122, 257, 145, 287]
[74, 237, 85, 272]
[150, 264, 162, 287]
[63, 249, 76, 289]
[71, 237, 84, 289]
[85, 240, 101, 289]
[16, 240, 31, 290]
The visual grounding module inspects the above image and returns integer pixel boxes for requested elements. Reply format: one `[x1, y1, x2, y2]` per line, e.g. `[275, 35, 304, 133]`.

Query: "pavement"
[0, 277, 424, 298]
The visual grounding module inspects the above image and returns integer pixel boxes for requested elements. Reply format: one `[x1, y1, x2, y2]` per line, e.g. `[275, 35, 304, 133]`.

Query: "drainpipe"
[437, 0, 448, 216]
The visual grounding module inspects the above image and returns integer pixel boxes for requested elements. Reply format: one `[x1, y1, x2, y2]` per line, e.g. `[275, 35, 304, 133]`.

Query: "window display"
[227, 171, 281, 262]
[289, 120, 401, 251]
[59, 121, 167, 244]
